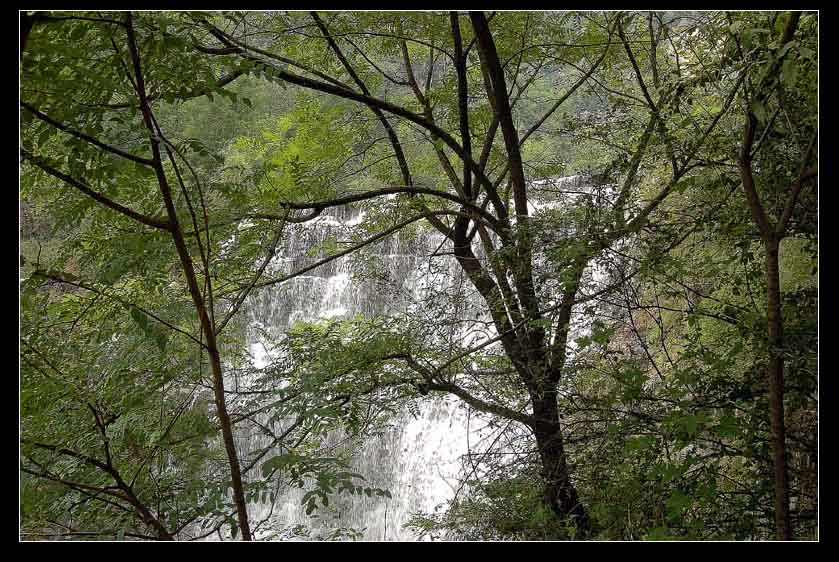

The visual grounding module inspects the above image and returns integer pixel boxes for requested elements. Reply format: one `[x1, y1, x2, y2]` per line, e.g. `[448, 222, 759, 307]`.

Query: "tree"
[21, 11, 261, 539]
[21, 10, 403, 540]
[182, 10, 759, 535]
[728, 11, 817, 540]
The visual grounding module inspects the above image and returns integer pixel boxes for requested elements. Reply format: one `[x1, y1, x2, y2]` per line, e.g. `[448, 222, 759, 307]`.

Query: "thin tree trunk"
[765, 239, 792, 540]
[155, 136, 252, 542]
[124, 12, 252, 540]
[21, 12, 35, 54]
[739, 106, 794, 540]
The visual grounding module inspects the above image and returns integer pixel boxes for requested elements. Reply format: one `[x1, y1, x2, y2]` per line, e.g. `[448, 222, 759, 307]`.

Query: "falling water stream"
[229, 203, 490, 541]
[221, 176, 605, 541]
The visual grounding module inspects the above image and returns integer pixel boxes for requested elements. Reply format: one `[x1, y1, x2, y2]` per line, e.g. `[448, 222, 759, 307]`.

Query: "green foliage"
[20, 9, 816, 542]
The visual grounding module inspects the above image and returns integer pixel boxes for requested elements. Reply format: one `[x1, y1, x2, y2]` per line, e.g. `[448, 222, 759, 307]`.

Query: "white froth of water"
[225, 176, 598, 541]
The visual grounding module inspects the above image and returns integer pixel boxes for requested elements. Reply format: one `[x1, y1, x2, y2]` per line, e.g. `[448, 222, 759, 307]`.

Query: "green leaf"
[147, 429, 163, 447]
[625, 435, 655, 452]
[666, 489, 691, 519]
[682, 414, 699, 436]
[130, 307, 150, 333]
[777, 41, 795, 58]
[645, 526, 671, 541]
[154, 330, 168, 352]
[591, 322, 615, 346]
[37, 127, 53, 146]
[750, 99, 767, 123]
[716, 413, 738, 437]
[70, 25, 88, 41]
[781, 57, 799, 88]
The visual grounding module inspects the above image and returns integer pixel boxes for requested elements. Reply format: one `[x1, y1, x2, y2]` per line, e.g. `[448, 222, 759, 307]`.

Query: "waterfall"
[226, 203, 489, 541]
[216, 176, 608, 541]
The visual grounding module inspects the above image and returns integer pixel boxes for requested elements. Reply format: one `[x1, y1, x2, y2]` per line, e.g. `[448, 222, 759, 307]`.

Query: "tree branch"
[20, 149, 171, 231]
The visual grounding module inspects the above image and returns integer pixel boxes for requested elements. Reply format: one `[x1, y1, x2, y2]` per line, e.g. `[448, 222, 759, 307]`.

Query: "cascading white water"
[222, 176, 610, 541]
[231, 203, 490, 541]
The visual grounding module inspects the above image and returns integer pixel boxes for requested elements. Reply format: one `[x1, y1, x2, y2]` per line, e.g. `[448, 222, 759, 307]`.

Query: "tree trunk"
[531, 393, 590, 537]
[21, 12, 35, 54]
[123, 13, 252, 539]
[765, 239, 792, 540]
